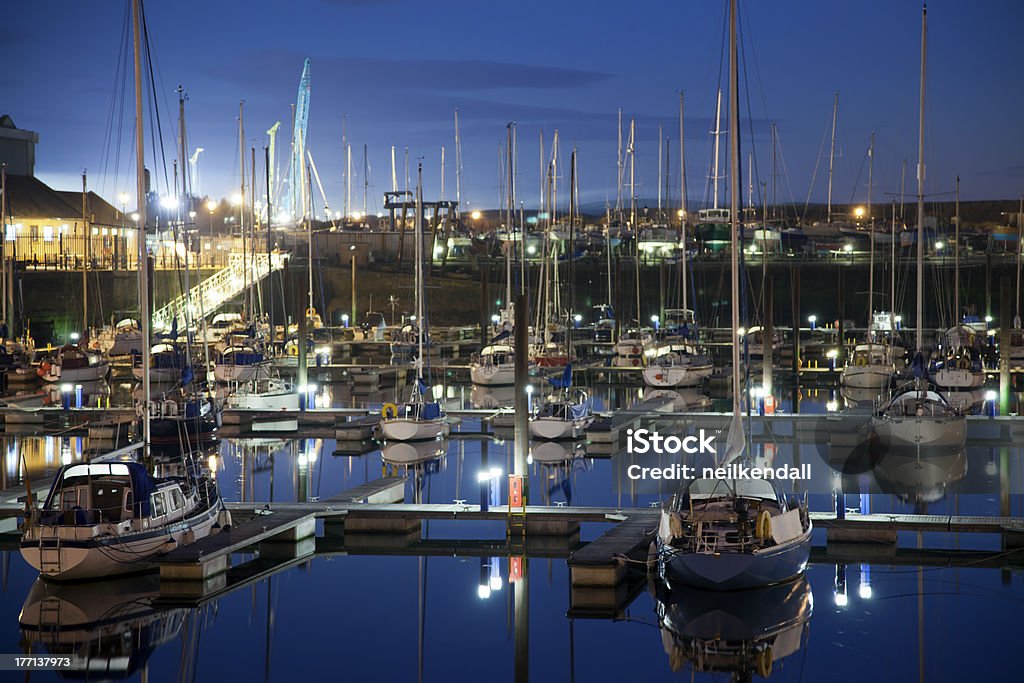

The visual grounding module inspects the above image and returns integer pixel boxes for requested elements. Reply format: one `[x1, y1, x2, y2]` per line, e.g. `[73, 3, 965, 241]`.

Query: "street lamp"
[471, 210, 481, 221]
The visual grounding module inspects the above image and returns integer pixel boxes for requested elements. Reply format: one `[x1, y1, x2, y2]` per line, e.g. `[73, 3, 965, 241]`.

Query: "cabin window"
[91, 480, 125, 522]
[152, 492, 166, 519]
[168, 489, 184, 512]
[60, 488, 80, 510]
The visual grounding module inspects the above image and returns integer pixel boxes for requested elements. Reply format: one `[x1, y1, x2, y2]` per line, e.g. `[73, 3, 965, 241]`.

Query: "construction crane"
[282, 58, 311, 222]
[266, 122, 281, 212]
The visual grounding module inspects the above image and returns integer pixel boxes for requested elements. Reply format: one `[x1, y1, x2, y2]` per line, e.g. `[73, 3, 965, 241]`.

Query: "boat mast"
[132, 0, 150, 453]
[679, 91, 688, 312]
[240, 101, 248, 319]
[629, 119, 640, 327]
[616, 108, 623, 223]
[415, 162, 424, 383]
[954, 174, 960, 325]
[868, 132, 875, 329]
[728, 0, 742, 421]
[1017, 194, 1023, 325]
[916, 3, 927, 353]
[712, 89, 722, 210]
[362, 143, 368, 218]
[81, 172, 88, 336]
[453, 109, 462, 221]
[827, 91, 838, 224]
[657, 121, 663, 218]
[505, 122, 514, 321]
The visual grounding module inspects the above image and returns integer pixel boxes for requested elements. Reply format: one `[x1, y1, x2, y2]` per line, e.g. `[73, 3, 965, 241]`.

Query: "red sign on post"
[509, 556, 523, 582]
[508, 474, 524, 508]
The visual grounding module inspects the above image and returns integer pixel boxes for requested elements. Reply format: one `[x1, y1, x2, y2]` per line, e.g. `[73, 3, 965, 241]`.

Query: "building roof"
[3, 174, 121, 225]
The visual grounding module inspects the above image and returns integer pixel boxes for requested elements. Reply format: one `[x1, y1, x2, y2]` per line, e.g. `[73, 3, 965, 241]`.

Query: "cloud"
[207, 49, 610, 94]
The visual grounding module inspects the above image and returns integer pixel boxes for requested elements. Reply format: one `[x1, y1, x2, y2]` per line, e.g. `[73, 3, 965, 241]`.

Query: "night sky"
[3, 0, 1022, 214]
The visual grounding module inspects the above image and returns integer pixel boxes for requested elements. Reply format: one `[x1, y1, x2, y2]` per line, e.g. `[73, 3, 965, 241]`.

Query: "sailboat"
[471, 124, 520, 388]
[872, 4, 967, 449]
[656, 0, 811, 591]
[841, 140, 896, 391]
[933, 178, 986, 389]
[528, 362, 593, 440]
[20, 0, 226, 580]
[381, 163, 449, 442]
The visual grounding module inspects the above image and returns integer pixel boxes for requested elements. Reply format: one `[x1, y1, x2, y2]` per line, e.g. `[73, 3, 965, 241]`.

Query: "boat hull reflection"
[655, 575, 812, 678]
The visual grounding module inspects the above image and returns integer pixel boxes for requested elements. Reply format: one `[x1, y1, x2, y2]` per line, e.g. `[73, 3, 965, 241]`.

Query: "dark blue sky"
[3, 0, 1022, 214]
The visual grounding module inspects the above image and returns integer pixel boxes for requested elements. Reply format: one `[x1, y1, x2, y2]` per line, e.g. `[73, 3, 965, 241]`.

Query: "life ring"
[756, 510, 772, 539]
[381, 402, 399, 419]
[855, 356, 866, 366]
[631, 358, 640, 367]
[631, 346, 640, 355]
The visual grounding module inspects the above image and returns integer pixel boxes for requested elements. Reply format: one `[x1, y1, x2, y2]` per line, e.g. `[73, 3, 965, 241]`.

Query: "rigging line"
[803, 107, 833, 222]
[738, 2, 763, 210]
[847, 141, 870, 205]
[98, 2, 132, 200]
[140, 0, 171, 198]
[773, 128, 800, 222]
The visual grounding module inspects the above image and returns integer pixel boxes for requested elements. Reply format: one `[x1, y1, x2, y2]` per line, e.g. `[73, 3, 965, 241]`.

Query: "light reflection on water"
[0, 381, 1021, 681]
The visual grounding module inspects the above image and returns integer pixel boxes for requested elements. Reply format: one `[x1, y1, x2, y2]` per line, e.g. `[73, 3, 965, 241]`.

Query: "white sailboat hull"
[381, 417, 450, 442]
[840, 364, 893, 389]
[470, 363, 515, 387]
[214, 362, 269, 384]
[871, 413, 967, 448]
[20, 504, 221, 581]
[529, 416, 593, 440]
[41, 362, 109, 384]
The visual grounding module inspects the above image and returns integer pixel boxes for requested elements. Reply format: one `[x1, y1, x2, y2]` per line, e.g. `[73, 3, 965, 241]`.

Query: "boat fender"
[217, 508, 233, 531]
[382, 402, 399, 419]
[756, 510, 772, 539]
[757, 647, 773, 677]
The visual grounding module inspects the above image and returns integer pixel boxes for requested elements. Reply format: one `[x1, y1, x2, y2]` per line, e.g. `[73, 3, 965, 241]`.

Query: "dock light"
[489, 575, 503, 591]
[677, 209, 685, 218]
[477, 584, 491, 600]
[206, 199, 217, 212]
[826, 349, 838, 359]
[118, 192, 130, 206]
[935, 241, 944, 251]
[70, 332, 80, 342]
[835, 592, 848, 607]
[477, 471, 491, 483]
[491, 314, 501, 324]
[341, 314, 350, 327]
[130, 212, 140, 222]
[826, 399, 839, 412]
[189, 211, 197, 220]
[208, 454, 218, 475]
[985, 390, 997, 402]
[859, 579, 872, 600]
[230, 193, 243, 206]
[60, 384, 73, 394]
[409, 315, 416, 322]
[526, 245, 537, 255]
[737, 327, 746, 337]
[843, 243, 853, 253]
[854, 206, 865, 219]
[808, 315, 817, 330]
[471, 211, 482, 220]
[315, 346, 330, 356]
[985, 315, 993, 324]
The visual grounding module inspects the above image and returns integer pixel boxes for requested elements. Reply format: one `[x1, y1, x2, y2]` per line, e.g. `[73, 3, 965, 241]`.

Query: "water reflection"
[18, 574, 188, 679]
[653, 575, 813, 680]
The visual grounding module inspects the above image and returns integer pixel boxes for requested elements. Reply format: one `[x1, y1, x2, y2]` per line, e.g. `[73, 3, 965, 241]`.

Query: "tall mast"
[616, 108, 623, 222]
[770, 122, 777, 219]
[915, 3, 927, 352]
[239, 100, 248, 317]
[1, 164, 6, 324]
[506, 122, 515, 319]
[81, 172, 88, 335]
[712, 89, 722, 210]
[679, 92, 688, 311]
[307, 163, 314, 314]
[390, 145, 397, 193]
[453, 108, 462, 220]
[362, 143, 368, 217]
[1017, 194, 1023, 324]
[440, 145, 445, 201]
[728, 0, 742, 422]
[892, 200, 897, 318]
[827, 91, 838, 224]
[657, 121, 663, 216]
[346, 145, 352, 217]
[954, 174, 960, 325]
[341, 115, 348, 218]
[629, 119, 639, 326]
[868, 132, 875, 327]
[415, 162, 424, 380]
[132, 0, 150, 453]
